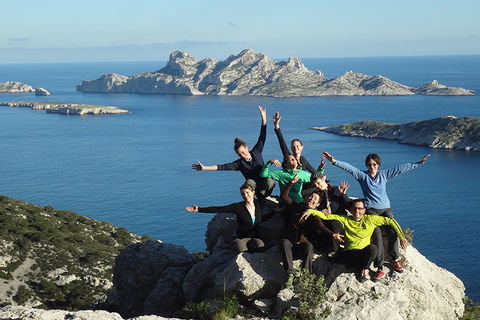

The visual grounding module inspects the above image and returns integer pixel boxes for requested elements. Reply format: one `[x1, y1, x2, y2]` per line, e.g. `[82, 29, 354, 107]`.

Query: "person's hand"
[332, 233, 344, 243]
[300, 211, 311, 222]
[273, 112, 281, 129]
[419, 154, 431, 165]
[339, 181, 350, 194]
[192, 160, 205, 171]
[319, 155, 326, 170]
[258, 105, 267, 125]
[323, 152, 335, 163]
[322, 208, 331, 216]
[289, 174, 300, 185]
[269, 159, 281, 167]
[400, 238, 408, 250]
[185, 204, 199, 212]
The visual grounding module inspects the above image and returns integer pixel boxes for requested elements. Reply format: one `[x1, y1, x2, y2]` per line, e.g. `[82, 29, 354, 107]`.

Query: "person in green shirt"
[301, 198, 408, 282]
[260, 155, 311, 204]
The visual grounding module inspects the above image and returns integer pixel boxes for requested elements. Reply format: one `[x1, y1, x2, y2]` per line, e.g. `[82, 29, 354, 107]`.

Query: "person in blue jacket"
[322, 151, 430, 280]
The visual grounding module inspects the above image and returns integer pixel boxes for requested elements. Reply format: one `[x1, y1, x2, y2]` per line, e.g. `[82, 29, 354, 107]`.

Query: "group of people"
[186, 106, 431, 284]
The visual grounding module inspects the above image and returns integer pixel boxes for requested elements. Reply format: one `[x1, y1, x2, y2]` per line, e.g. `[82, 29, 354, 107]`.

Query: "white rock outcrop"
[76, 49, 476, 97]
[0, 81, 35, 93]
[0, 101, 131, 115]
[35, 87, 51, 96]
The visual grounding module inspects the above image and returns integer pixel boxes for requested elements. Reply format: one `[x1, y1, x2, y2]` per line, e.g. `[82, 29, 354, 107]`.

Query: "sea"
[0, 55, 479, 300]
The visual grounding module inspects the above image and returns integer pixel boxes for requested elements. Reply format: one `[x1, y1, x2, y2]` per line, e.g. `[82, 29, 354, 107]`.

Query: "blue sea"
[0, 55, 479, 300]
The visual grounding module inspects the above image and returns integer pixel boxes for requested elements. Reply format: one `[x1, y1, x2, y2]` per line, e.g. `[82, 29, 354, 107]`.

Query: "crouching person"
[302, 198, 408, 283]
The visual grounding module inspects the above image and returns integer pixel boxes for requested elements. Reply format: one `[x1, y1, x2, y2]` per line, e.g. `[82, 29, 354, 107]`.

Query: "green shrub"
[13, 285, 33, 304]
[462, 297, 480, 320]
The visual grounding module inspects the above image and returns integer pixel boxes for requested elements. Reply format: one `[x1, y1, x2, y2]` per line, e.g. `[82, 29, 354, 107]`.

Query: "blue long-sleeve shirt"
[333, 160, 420, 209]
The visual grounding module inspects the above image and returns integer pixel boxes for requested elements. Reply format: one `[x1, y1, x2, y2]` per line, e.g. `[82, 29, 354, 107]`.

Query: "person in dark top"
[273, 112, 325, 175]
[192, 106, 274, 198]
[305, 174, 351, 215]
[185, 183, 265, 253]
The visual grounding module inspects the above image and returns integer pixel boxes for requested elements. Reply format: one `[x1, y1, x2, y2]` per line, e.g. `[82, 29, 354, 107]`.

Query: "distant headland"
[311, 116, 480, 151]
[0, 101, 131, 115]
[77, 49, 476, 97]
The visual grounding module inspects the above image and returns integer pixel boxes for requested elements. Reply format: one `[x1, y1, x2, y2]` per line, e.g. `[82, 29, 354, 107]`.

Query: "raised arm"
[324, 152, 363, 179]
[281, 175, 300, 205]
[252, 106, 267, 153]
[273, 112, 291, 158]
[260, 159, 281, 178]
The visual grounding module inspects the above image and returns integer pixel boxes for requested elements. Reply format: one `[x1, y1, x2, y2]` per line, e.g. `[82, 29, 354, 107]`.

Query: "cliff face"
[76, 49, 476, 97]
[0, 101, 131, 115]
[0, 81, 35, 93]
[311, 116, 480, 151]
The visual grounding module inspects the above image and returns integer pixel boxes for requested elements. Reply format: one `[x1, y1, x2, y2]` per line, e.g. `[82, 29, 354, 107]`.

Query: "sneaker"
[285, 273, 294, 287]
[372, 270, 385, 281]
[391, 260, 404, 273]
[358, 269, 368, 283]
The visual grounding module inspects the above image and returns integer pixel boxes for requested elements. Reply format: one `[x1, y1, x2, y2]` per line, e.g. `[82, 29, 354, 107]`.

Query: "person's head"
[234, 138, 251, 161]
[290, 139, 304, 156]
[282, 154, 298, 170]
[310, 174, 328, 191]
[304, 190, 322, 209]
[350, 199, 366, 221]
[240, 183, 255, 203]
[365, 153, 381, 175]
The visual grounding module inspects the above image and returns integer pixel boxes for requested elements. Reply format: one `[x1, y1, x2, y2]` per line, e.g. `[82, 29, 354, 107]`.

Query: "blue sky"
[1, 0, 479, 63]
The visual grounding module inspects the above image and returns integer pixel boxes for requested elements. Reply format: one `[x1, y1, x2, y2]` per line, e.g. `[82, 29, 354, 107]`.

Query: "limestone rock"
[77, 49, 475, 97]
[0, 81, 35, 93]
[111, 240, 199, 318]
[0, 100, 131, 115]
[312, 116, 480, 151]
[35, 87, 51, 96]
[413, 80, 475, 95]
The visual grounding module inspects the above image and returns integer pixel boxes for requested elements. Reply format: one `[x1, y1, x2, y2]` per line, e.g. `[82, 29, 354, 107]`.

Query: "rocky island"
[0, 195, 469, 319]
[76, 49, 475, 97]
[311, 116, 480, 151]
[0, 81, 35, 93]
[0, 101, 131, 115]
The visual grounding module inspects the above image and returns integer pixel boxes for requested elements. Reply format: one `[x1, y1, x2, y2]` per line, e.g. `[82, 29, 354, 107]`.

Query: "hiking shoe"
[372, 270, 385, 281]
[391, 260, 404, 273]
[358, 269, 368, 283]
[285, 273, 294, 287]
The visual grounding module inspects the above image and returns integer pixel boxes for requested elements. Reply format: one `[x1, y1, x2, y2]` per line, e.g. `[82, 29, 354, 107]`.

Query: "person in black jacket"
[185, 183, 265, 253]
[192, 106, 274, 198]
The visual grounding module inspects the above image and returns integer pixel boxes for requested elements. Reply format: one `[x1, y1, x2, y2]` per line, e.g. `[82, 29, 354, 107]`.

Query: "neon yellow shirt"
[307, 209, 405, 251]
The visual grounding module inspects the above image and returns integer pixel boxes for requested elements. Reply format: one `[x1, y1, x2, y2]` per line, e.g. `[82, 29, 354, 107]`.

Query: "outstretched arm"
[192, 161, 218, 171]
[273, 112, 290, 158]
[281, 174, 299, 205]
[418, 154, 431, 165]
[324, 152, 363, 179]
[260, 159, 281, 178]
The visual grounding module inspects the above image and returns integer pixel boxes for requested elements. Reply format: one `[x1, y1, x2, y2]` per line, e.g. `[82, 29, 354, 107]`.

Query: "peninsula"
[311, 116, 480, 151]
[77, 49, 475, 97]
[0, 101, 131, 115]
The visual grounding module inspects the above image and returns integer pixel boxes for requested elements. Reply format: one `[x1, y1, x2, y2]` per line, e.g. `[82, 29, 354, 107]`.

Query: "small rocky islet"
[0, 101, 131, 115]
[76, 49, 475, 97]
[312, 116, 480, 151]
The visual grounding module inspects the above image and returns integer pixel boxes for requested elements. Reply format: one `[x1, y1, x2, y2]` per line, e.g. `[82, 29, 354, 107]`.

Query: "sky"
[1, 0, 479, 63]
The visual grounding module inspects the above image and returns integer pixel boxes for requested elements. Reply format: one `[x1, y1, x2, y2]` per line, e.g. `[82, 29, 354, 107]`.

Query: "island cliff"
[311, 116, 480, 151]
[0, 101, 131, 115]
[0, 82, 35, 93]
[76, 49, 475, 97]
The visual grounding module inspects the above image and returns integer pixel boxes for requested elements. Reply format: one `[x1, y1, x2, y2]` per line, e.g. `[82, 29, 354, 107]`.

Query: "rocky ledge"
[76, 49, 475, 97]
[311, 116, 480, 151]
[0, 101, 131, 115]
[0, 81, 35, 93]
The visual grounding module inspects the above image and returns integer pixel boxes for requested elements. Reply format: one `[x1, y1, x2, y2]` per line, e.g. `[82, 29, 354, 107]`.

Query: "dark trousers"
[246, 178, 275, 198]
[233, 237, 264, 253]
[280, 239, 313, 274]
[336, 244, 378, 271]
[367, 208, 399, 267]
[304, 216, 344, 253]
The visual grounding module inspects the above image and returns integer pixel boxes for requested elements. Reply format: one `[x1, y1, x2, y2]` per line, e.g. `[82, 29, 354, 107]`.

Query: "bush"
[462, 297, 480, 320]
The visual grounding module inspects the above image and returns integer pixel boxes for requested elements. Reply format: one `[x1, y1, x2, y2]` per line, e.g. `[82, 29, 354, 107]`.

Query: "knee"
[281, 238, 293, 249]
[367, 244, 378, 256]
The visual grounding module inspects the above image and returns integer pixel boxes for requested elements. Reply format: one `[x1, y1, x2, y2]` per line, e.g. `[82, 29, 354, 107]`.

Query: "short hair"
[240, 183, 255, 192]
[234, 138, 247, 152]
[365, 153, 381, 166]
[350, 198, 366, 209]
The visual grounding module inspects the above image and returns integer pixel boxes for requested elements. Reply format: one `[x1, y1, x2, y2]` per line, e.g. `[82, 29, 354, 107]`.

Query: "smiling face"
[236, 145, 251, 161]
[366, 160, 379, 176]
[305, 192, 321, 209]
[291, 140, 304, 156]
[283, 154, 298, 170]
[240, 186, 255, 203]
[312, 176, 328, 191]
[350, 200, 366, 221]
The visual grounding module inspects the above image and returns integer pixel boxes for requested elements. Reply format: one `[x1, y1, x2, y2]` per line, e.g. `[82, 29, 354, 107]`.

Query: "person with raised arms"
[322, 151, 430, 280]
[192, 106, 274, 198]
[301, 198, 408, 282]
[185, 183, 265, 253]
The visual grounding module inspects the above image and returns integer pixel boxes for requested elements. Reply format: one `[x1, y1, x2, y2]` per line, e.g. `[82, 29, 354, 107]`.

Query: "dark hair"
[234, 138, 247, 152]
[240, 183, 255, 192]
[350, 198, 366, 209]
[365, 153, 381, 167]
[282, 154, 297, 169]
[305, 189, 323, 204]
[291, 139, 303, 147]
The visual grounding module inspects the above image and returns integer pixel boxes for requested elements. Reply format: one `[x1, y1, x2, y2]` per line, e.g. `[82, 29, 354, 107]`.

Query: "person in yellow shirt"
[301, 198, 408, 282]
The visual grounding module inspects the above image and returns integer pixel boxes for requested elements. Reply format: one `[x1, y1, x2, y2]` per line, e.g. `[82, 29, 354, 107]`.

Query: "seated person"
[192, 106, 274, 198]
[305, 174, 351, 215]
[302, 199, 408, 282]
[185, 183, 265, 253]
[260, 156, 311, 204]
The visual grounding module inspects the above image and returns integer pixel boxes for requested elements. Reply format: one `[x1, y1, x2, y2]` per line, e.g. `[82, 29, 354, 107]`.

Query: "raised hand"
[192, 160, 205, 171]
[269, 159, 281, 167]
[319, 154, 326, 170]
[258, 105, 267, 125]
[273, 112, 281, 129]
[419, 154, 431, 165]
[323, 152, 335, 163]
[185, 204, 199, 212]
[339, 181, 350, 194]
[289, 174, 300, 185]
[332, 233, 345, 243]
